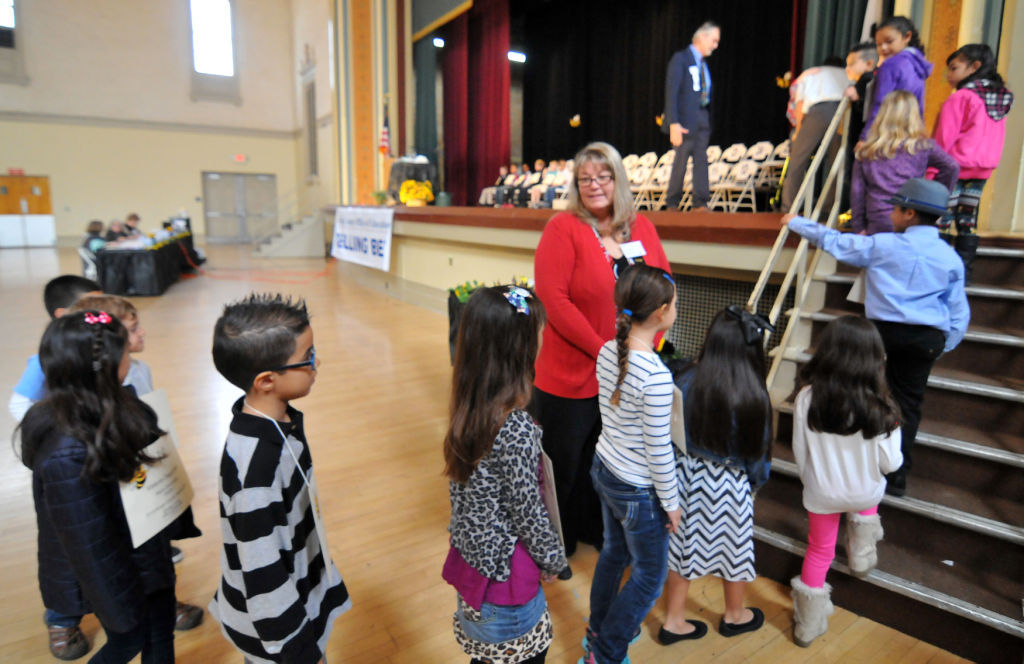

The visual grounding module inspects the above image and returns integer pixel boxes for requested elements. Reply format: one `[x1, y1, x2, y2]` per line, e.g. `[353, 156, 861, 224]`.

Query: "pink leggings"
[800, 506, 878, 588]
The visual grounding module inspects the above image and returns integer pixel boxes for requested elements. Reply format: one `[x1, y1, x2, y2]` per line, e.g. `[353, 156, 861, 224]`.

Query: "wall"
[0, 0, 303, 239]
[0, 118, 297, 238]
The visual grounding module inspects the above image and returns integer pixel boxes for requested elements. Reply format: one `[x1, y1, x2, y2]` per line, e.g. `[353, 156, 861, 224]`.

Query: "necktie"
[700, 62, 710, 107]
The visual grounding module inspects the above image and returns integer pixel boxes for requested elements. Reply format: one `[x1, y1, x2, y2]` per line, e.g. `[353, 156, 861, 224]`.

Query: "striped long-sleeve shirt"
[595, 341, 679, 511]
[210, 398, 351, 664]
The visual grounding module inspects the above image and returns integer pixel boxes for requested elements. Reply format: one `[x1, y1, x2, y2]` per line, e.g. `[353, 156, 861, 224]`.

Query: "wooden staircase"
[753, 240, 1024, 661]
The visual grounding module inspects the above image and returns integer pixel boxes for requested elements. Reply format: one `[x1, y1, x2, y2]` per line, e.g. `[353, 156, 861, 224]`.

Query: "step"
[813, 272, 1024, 301]
[775, 401, 1024, 467]
[752, 526, 1024, 639]
[799, 308, 1024, 348]
[755, 476, 1024, 634]
[769, 457, 1024, 545]
[777, 347, 1024, 404]
[978, 246, 1024, 259]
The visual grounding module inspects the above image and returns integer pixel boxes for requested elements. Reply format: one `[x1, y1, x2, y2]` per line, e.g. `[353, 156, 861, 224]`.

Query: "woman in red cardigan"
[531, 142, 671, 556]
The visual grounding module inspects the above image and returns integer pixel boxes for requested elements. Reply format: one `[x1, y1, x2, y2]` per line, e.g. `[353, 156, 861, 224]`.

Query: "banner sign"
[331, 207, 394, 272]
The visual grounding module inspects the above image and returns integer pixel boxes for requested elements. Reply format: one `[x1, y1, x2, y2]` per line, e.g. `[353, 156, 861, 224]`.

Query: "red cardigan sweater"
[533, 212, 670, 399]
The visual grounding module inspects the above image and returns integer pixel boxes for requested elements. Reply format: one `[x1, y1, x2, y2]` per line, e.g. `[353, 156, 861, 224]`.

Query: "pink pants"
[800, 506, 878, 588]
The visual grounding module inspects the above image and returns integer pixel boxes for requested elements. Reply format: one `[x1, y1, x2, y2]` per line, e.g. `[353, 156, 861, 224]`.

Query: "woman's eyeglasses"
[268, 347, 316, 372]
[577, 174, 614, 187]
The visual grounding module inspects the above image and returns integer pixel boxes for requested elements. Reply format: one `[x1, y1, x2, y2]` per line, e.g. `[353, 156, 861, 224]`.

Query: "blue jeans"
[588, 458, 669, 664]
[44, 609, 82, 628]
[456, 586, 545, 644]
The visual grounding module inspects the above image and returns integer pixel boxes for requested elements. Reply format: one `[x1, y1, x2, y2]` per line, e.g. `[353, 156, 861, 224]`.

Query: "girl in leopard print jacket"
[442, 286, 568, 664]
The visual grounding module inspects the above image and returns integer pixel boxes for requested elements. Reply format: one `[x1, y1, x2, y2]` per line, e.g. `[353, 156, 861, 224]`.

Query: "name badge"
[688, 65, 700, 92]
[621, 241, 647, 261]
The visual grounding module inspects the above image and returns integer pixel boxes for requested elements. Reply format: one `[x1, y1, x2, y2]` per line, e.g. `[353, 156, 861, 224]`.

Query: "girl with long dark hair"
[789, 316, 902, 647]
[660, 306, 773, 645]
[861, 15, 933, 140]
[442, 286, 567, 664]
[18, 311, 174, 663]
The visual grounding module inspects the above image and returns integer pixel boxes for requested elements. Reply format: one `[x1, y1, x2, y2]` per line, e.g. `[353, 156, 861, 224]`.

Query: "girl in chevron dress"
[660, 306, 773, 645]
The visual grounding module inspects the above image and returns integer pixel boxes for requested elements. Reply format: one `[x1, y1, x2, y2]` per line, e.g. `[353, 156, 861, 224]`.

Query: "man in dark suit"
[664, 21, 720, 210]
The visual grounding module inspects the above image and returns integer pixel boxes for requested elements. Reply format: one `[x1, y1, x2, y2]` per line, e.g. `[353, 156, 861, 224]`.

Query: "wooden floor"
[0, 246, 971, 663]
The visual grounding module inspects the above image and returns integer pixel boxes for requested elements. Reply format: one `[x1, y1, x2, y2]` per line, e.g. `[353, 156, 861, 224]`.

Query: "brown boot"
[47, 625, 90, 660]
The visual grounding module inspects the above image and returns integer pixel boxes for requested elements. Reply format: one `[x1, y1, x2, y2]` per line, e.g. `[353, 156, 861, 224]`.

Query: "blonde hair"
[68, 294, 138, 323]
[566, 142, 636, 238]
[856, 90, 932, 161]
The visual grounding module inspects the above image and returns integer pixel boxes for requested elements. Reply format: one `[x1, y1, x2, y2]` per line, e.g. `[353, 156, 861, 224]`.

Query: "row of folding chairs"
[624, 140, 790, 212]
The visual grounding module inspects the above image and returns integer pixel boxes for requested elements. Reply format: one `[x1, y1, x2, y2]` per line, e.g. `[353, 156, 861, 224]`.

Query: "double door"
[0, 175, 55, 247]
[202, 172, 278, 243]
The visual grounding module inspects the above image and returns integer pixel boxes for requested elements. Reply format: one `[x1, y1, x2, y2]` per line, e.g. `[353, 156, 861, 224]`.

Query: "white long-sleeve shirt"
[595, 341, 679, 512]
[792, 386, 903, 514]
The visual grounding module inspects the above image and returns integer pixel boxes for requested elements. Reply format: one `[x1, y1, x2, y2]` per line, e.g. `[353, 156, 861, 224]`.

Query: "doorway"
[201, 172, 278, 243]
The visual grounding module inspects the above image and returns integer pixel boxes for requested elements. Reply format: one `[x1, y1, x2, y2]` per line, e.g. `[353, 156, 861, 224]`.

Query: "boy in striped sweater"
[210, 294, 351, 663]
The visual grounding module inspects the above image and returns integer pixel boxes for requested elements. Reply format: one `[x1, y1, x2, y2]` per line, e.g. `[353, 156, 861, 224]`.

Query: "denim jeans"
[456, 586, 546, 644]
[588, 458, 669, 664]
[44, 608, 83, 628]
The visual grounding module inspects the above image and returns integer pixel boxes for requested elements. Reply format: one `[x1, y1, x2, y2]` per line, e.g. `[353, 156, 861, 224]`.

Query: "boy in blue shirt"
[784, 178, 970, 496]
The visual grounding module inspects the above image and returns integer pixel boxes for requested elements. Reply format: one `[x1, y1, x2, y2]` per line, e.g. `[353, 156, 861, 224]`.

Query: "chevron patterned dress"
[668, 454, 756, 582]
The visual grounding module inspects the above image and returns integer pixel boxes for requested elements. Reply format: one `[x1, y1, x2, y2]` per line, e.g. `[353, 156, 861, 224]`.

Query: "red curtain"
[442, 0, 510, 206]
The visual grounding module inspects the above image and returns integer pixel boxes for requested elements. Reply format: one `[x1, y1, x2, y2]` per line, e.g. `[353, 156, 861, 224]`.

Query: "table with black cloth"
[387, 159, 438, 202]
[96, 233, 195, 296]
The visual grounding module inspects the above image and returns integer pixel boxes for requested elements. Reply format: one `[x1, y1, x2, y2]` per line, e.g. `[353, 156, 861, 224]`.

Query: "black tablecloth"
[96, 235, 195, 296]
[388, 160, 438, 201]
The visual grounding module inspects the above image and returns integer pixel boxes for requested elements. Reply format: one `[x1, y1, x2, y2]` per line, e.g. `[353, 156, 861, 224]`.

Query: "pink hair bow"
[84, 311, 112, 325]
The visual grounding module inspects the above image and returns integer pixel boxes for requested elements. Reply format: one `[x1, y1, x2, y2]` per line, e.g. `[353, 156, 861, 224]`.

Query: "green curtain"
[414, 37, 438, 162]
[801, 0, 870, 70]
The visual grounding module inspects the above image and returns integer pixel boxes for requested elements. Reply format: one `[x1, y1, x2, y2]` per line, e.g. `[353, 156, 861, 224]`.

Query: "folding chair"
[678, 161, 695, 211]
[78, 247, 98, 281]
[636, 163, 673, 210]
[706, 145, 723, 163]
[709, 160, 760, 212]
[629, 165, 653, 209]
[720, 143, 748, 164]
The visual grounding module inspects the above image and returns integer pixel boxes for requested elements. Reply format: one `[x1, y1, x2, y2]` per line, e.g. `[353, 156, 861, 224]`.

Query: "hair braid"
[90, 324, 104, 372]
[610, 311, 632, 406]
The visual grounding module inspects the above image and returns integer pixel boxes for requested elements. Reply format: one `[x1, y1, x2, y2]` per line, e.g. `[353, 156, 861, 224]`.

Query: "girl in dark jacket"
[18, 310, 175, 663]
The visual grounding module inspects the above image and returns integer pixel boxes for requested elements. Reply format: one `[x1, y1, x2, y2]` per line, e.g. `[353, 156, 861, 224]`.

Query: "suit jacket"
[663, 46, 710, 134]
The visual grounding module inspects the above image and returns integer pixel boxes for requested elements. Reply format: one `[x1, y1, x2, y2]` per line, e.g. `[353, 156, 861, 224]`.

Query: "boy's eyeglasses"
[268, 347, 316, 372]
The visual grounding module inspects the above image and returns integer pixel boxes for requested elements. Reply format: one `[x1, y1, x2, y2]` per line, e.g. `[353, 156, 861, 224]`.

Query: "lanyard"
[243, 401, 310, 486]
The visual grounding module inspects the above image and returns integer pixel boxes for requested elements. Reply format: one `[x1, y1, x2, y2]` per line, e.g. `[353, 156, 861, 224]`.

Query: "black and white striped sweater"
[209, 398, 351, 664]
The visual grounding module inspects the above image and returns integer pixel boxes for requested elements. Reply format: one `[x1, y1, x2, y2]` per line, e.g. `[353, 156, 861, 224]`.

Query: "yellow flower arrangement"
[399, 179, 434, 205]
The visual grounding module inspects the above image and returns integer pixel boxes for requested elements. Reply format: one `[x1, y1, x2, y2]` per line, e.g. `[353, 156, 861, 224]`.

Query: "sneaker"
[581, 627, 641, 653]
[171, 546, 184, 564]
[47, 625, 90, 660]
[174, 602, 204, 631]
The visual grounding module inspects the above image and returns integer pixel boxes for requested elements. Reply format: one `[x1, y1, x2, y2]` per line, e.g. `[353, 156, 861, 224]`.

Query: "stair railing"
[744, 98, 851, 391]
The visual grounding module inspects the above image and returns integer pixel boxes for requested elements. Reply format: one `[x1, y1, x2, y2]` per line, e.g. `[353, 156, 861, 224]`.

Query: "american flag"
[379, 103, 391, 156]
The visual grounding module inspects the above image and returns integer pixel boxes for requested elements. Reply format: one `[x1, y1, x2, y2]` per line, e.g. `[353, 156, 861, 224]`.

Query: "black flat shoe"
[658, 620, 708, 644]
[719, 607, 764, 637]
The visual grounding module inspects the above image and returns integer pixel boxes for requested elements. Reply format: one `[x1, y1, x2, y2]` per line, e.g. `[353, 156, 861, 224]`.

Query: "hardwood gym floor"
[0, 246, 970, 663]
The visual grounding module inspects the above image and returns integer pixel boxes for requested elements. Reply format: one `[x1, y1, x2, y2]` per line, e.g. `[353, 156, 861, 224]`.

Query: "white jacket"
[792, 386, 903, 514]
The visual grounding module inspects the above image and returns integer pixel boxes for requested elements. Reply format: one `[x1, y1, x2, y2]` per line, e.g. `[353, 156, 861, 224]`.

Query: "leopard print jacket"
[448, 409, 567, 581]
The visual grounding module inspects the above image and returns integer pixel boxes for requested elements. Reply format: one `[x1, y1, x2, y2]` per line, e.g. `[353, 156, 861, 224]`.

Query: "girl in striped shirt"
[582, 265, 680, 664]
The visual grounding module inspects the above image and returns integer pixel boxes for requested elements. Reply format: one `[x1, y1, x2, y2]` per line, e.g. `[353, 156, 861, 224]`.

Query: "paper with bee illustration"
[119, 389, 194, 548]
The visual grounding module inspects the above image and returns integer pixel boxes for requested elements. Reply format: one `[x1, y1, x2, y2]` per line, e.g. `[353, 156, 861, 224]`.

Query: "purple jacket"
[851, 142, 959, 234]
[861, 48, 933, 140]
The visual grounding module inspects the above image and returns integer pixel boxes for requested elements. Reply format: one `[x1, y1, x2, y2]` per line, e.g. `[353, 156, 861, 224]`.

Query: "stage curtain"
[414, 37, 439, 164]
[802, 0, 871, 70]
[441, 0, 510, 206]
[520, 0, 794, 162]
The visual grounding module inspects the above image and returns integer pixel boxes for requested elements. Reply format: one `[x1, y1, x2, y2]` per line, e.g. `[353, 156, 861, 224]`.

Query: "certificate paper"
[671, 385, 687, 455]
[540, 451, 565, 547]
[119, 389, 194, 548]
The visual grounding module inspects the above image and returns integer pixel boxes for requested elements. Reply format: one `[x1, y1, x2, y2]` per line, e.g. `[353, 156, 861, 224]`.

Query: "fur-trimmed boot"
[845, 513, 884, 577]
[955, 233, 980, 285]
[791, 576, 834, 647]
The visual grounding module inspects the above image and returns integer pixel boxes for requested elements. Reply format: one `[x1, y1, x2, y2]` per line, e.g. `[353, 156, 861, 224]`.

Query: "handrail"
[746, 97, 851, 317]
[743, 98, 851, 392]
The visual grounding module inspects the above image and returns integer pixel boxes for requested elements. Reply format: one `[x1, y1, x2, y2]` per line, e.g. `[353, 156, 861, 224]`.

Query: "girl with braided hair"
[581, 265, 679, 664]
[17, 311, 176, 663]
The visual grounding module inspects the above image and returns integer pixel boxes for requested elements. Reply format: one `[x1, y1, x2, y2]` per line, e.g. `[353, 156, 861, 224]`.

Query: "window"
[0, 0, 26, 84]
[189, 0, 240, 103]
